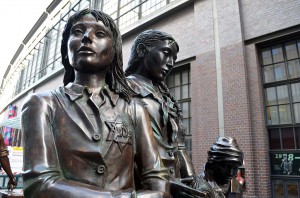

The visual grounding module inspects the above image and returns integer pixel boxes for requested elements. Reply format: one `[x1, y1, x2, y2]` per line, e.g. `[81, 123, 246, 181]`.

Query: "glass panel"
[182, 85, 189, 98]
[296, 127, 300, 149]
[174, 73, 180, 86]
[182, 70, 189, 84]
[266, 87, 277, 105]
[263, 65, 275, 83]
[169, 88, 175, 96]
[167, 75, 174, 87]
[285, 41, 299, 60]
[174, 87, 180, 100]
[183, 118, 190, 135]
[294, 103, 300, 123]
[272, 45, 284, 63]
[288, 59, 300, 79]
[182, 102, 189, 118]
[273, 180, 284, 198]
[287, 181, 299, 198]
[274, 63, 287, 81]
[279, 105, 292, 124]
[261, 48, 272, 65]
[291, 83, 300, 102]
[281, 128, 295, 149]
[269, 128, 281, 149]
[184, 138, 192, 156]
[277, 85, 289, 104]
[267, 106, 279, 125]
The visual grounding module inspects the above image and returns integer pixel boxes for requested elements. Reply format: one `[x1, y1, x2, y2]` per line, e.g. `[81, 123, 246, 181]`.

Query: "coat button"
[92, 134, 101, 142]
[169, 168, 175, 174]
[168, 151, 174, 157]
[97, 165, 105, 174]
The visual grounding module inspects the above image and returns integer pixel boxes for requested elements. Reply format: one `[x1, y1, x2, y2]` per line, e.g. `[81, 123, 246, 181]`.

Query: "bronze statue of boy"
[196, 137, 244, 198]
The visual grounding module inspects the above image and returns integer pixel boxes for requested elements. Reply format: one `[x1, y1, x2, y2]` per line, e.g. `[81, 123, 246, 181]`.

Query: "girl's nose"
[82, 31, 92, 43]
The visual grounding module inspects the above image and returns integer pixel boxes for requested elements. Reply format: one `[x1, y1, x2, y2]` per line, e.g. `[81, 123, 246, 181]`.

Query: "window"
[261, 39, 300, 150]
[272, 179, 299, 198]
[166, 65, 192, 155]
[261, 38, 300, 198]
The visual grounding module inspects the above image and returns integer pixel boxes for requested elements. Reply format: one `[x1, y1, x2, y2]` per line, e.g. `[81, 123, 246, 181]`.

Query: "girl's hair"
[61, 8, 132, 101]
[125, 29, 179, 77]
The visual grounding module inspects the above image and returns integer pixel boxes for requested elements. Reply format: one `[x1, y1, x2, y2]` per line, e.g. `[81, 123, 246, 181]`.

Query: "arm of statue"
[0, 133, 17, 190]
[133, 100, 171, 198]
[177, 119, 196, 179]
[21, 94, 135, 198]
[0, 156, 17, 190]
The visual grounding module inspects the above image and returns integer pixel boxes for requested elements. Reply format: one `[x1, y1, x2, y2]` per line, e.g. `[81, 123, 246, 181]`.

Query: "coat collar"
[126, 74, 157, 98]
[64, 82, 119, 106]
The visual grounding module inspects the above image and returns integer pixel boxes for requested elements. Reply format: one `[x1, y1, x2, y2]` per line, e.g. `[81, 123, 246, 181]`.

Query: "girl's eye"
[73, 28, 83, 35]
[96, 31, 106, 38]
[163, 50, 170, 55]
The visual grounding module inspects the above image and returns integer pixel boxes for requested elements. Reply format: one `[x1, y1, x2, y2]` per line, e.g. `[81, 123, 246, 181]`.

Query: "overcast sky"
[0, 0, 52, 80]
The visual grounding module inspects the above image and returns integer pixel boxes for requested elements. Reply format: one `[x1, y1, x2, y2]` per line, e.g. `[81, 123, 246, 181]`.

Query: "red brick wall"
[240, 0, 300, 40]
[245, 44, 271, 198]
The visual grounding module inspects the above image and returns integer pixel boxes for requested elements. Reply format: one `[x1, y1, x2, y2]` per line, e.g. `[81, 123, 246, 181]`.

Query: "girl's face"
[142, 40, 177, 82]
[67, 13, 114, 74]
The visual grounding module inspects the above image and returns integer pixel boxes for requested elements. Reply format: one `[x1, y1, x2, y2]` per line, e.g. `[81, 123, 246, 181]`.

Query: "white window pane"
[294, 104, 300, 123]
[272, 45, 284, 63]
[288, 59, 300, 79]
[183, 118, 190, 135]
[262, 48, 272, 65]
[279, 105, 292, 124]
[285, 41, 299, 60]
[266, 87, 277, 105]
[174, 87, 180, 99]
[291, 83, 300, 102]
[274, 63, 287, 81]
[267, 106, 279, 125]
[174, 73, 180, 86]
[264, 65, 275, 83]
[182, 102, 189, 118]
[182, 70, 189, 84]
[182, 85, 189, 98]
[167, 75, 174, 87]
[277, 85, 289, 104]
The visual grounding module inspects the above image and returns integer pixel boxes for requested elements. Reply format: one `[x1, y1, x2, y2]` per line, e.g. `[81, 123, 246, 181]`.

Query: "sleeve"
[132, 100, 170, 197]
[176, 117, 196, 178]
[21, 93, 135, 198]
[0, 133, 8, 157]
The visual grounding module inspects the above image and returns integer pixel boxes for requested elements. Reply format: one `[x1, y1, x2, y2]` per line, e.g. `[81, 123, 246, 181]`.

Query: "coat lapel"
[53, 87, 95, 140]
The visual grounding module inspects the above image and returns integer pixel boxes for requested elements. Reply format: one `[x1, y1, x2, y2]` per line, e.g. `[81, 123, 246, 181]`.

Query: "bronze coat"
[126, 75, 195, 179]
[21, 83, 169, 198]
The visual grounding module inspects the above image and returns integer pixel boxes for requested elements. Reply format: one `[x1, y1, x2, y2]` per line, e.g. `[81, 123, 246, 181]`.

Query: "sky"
[0, 0, 53, 81]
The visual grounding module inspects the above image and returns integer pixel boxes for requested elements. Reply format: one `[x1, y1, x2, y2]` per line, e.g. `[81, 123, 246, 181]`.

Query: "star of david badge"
[105, 115, 132, 153]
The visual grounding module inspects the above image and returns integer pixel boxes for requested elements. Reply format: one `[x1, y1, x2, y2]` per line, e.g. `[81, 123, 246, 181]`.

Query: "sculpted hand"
[170, 178, 208, 198]
[7, 178, 17, 191]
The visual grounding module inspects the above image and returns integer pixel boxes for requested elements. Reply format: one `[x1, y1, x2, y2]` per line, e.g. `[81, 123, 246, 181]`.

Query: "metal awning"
[0, 116, 21, 130]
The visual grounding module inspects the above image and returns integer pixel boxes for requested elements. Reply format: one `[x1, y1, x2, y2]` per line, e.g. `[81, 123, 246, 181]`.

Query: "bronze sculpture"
[21, 9, 170, 198]
[195, 137, 244, 198]
[0, 133, 17, 190]
[125, 30, 206, 197]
